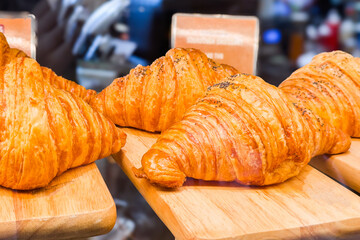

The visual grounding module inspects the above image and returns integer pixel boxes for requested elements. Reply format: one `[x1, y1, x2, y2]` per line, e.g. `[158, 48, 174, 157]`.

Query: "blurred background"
[1, 0, 358, 239]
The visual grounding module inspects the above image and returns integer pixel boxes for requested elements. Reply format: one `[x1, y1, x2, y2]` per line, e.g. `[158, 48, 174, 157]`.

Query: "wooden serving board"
[0, 163, 116, 240]
[112, 128, 360, 240]
[310, 138, 360, 193]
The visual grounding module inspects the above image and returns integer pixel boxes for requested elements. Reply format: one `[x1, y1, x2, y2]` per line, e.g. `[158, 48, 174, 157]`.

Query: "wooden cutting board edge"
[0, 206, 116, 240]
[310, 140, 360, 194]
[112, 152, 360, 240]
[0, 164, 117, 240]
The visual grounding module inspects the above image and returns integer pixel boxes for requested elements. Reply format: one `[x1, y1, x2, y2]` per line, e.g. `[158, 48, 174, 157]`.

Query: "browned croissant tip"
[133, 167, 147, 179]
[138, 171, 186, 188]
[152, 179, 185, 189]
[121, 131, 127, 145]
[133, 167, 185, 189]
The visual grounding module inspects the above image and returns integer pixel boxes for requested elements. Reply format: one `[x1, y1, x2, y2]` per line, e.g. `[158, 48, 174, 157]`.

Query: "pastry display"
[3, 4, 360, 240]
[0, 57, 126, 190]
[0, 27, 357, 191]
[134, 73, 351, 188]
[90, 48, 238, 132]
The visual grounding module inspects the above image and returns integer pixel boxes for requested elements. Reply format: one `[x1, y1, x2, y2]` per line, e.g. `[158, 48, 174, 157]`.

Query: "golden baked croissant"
[0, 57, 126, 190]
[280, 51, 360, 137]
[0, 32, 96, 103]
[90, 48, 238, 132]
[134, 74, 350, 188]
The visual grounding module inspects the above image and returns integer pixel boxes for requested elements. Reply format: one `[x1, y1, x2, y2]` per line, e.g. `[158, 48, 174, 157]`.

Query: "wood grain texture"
[112, 128, 360, 240]
[310, 138, 360, 193]
[0, 163, 116, 240]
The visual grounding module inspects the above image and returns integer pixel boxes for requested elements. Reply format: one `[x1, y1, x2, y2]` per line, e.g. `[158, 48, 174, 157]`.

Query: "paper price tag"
[172, 13, 259, 74]
[0, 12, 36, 58]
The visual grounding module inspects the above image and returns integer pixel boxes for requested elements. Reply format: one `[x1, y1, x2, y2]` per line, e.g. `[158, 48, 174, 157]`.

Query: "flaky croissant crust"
[135, 74, 351, 188]
[90, 48, 238, 132]
[280, 51, 360, 137]
[0, 57, 126, 190]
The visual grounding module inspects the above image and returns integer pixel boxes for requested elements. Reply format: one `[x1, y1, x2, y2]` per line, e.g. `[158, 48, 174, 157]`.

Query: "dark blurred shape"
[0, 0, 41, 12]
[33, 0, 81, 80]
[102, 159, 174, 240]
[0, 0, 80, 80]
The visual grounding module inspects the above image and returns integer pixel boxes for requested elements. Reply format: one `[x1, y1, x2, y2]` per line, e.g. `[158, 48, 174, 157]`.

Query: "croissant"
[0, 57, 126, 190]
[279, 51, 360, 137]
[90, 48, 238, 132]
[0, 32, 96, 103]
[134, 74, 351, 188]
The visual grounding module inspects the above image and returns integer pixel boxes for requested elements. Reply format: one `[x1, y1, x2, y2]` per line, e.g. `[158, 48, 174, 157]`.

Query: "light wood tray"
[310, 138, 360, 193]
[112, 128, 360, 240]
[0, 163, 116, 240]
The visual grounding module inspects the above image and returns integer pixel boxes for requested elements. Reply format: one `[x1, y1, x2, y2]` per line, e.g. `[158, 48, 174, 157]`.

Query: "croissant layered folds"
[90, 48, 238, 132]
[280, 51, 360, 137]
[135, 74, 351, 188]
[41, 67, 96, 103]
[0, 57, 126, 190]
[0, 32, 96, 103]
[0, 33, 27, 66]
